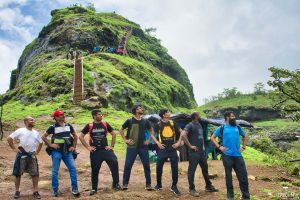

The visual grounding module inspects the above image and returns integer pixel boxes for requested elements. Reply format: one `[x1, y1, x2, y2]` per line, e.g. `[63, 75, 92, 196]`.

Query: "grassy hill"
[2, 5, 196, 113]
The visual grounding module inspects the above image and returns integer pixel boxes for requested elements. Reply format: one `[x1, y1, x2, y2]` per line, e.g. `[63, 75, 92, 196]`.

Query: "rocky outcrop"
[204, 106, 281, 121]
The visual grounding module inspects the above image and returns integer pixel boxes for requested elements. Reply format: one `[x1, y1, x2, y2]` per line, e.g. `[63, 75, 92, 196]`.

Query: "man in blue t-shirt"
[211, 111, 250, 200]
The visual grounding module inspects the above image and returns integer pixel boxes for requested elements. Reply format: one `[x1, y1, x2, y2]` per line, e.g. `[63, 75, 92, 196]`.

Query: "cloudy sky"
[0, 0, 299, 105]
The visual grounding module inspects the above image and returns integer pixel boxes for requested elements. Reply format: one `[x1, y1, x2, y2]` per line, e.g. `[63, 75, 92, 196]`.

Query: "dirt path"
[0, 129, 299, 200]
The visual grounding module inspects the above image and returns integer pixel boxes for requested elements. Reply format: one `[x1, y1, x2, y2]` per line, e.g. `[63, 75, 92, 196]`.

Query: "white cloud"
[0, 7, 35, 42]
[0, 40, 22, 94]
[0, 0, 27, 8]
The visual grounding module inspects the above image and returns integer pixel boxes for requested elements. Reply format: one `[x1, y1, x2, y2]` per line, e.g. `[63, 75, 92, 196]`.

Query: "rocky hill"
[4, 6, 196, 112]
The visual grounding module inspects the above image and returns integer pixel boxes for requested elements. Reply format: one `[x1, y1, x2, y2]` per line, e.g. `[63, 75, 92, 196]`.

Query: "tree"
[254, 82, 267, 95]
[222, 87, 242, 99]
[86, 2, 96, 12]
[268, 67, 300, 121]
[145, 27, 157, 36]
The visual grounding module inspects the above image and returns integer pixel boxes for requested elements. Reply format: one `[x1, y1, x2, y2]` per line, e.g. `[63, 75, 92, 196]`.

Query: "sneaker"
[122, 184, 128, 190]
[90, 190, 97, 196]
[52, 190, 60, 197]
[189, 189, 200, 197]
[33, 191, 41, 199]
[71, 188, 80, 196]
[145, 184, 154, 191]
[14, 191, 20, 199]
[154, 185, 162, 191]
[170, 185, 181, 196]
[113, 184, 122, 191]
[205, 185, 219, 192]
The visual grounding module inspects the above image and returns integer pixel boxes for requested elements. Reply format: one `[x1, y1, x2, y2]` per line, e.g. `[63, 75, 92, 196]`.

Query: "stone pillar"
[73, 55, 84, 100]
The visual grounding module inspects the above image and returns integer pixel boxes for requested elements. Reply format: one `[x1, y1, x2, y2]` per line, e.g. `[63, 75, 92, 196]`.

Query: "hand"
[219, 146, 228, 152]
[68, 146, 76, 152]
[88, 146, 96, 152]
[190, 146, 198, 151]
[13, 148, 21, 154]
[239, 147, 245, 152]
[125, 139, 134, 145]
[172, 142, 180, 149]
[105, 146, 114, 151]
[157, 143, 165, 150]
[50, 144, 59, 149]
[143, 140, 149, 145]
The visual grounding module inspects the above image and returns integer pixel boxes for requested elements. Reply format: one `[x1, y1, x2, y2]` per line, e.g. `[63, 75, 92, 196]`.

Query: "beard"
[229, 118, 237, 126]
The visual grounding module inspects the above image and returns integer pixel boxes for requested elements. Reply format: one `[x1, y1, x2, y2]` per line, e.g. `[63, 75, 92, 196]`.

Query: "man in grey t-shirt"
[182, 112, 218, 197]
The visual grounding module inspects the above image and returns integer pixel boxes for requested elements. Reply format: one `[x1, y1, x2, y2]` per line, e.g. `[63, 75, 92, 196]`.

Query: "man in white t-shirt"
[7, 116, 43, 199]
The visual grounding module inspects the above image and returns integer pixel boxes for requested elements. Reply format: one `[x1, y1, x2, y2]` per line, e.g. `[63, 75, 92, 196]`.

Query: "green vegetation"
[254, 119, 300, 132]
[268, 67, 300, 121]
[2, 94, 71, 122]
[200, 94, 274, 111]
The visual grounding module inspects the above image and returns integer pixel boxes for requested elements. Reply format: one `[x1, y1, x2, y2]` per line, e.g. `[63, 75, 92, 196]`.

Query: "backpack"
[216, 124, 243, 154]
[88, 121, 108, 146]
[158, 120, 176, 143]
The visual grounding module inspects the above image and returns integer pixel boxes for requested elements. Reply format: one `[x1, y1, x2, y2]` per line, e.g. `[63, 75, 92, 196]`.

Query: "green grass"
[2, 94, 71, 122]
[243, 146, 271, 163]
[199, 94, 274, 111]
[254, 119, 300, 131]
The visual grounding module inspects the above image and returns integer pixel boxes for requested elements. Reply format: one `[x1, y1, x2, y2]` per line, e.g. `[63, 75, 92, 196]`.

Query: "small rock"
[248, 175, 257, 181]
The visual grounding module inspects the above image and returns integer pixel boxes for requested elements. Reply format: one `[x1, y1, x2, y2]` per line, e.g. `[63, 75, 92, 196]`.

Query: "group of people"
[7, 104, 250, 200]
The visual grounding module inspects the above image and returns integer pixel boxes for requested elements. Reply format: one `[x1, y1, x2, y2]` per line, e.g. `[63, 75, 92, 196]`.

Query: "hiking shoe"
[113, 184, 122, 191]
[90, 189, 97, 196]
[154, 185, 162, 191]
[189, 189, 200, 197]
[170, 185, 181, 196]
[14, 191, 20, 199]
[205, 185, 219, 192]
[71, 188, 80, 196]
[33, 191, 41, 199]
[122, 184, 129, 190]
[145, 184, 153, 191]
[52, 191, 60, 197]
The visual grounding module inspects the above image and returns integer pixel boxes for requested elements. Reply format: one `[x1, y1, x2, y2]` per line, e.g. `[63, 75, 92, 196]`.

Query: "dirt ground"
[0, 128, 299, 200]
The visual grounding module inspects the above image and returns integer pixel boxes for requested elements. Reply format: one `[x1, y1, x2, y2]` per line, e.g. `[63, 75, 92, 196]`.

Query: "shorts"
[13, 156, 39, 176]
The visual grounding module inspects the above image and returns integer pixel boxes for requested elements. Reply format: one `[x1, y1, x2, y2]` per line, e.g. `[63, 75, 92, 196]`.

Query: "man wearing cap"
[42, 110, 80, 197]
[7, 117, 43, 199]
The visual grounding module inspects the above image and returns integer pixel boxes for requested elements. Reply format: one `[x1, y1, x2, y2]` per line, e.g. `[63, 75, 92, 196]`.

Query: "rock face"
[204, 106, 281, 121]
[5, 6, 197, 111]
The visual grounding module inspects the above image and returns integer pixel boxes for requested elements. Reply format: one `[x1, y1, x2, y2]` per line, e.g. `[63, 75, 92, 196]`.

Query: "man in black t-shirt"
[79, 109, 121, 195]
[119, 104, 154, 190]
[151, 109, 182, 196]
[181, 112, 218, 197]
